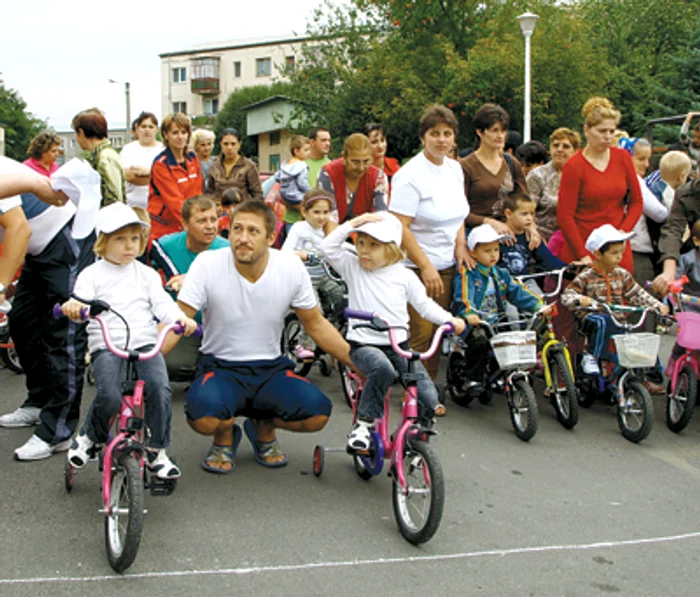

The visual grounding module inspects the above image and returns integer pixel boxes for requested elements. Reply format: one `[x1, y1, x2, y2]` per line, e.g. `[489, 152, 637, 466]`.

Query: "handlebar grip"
[52, 304, 89, 320]
[344, 308, 375, 321]
[443, 322, 455, 334]
[172, 322, 204, 338]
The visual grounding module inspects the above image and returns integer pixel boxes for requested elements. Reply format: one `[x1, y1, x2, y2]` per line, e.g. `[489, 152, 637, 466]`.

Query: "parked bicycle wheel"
[666, 366, 697, 433]
[446, 352, 474, 407]
[617, 379, 653, 443]
[547, 349, 579, 429]
[280, 312, 313, 377]
[105, 454, 144, 573]
[509, 379, 539, 441]
[0, 344, 22, 374]
[391, 440, 445, 544]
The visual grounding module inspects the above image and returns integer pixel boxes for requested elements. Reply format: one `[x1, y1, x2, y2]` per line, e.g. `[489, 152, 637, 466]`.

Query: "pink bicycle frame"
[346, 309, 452, 491]
[92, 316, 188, 512]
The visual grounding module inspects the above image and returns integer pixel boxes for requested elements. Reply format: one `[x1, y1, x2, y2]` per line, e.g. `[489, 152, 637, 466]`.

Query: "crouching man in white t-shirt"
[177, 201, 353, 473]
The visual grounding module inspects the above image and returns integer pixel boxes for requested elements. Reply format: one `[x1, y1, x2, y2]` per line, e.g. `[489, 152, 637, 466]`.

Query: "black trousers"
[9, 226, 95, 445]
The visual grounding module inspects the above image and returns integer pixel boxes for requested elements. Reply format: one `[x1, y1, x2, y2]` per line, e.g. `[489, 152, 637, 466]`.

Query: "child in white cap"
[320, 211, 465, 452]
[61, 203, 198, 479]
[561, 224, 668, 378]
[450, 224, 545, 395]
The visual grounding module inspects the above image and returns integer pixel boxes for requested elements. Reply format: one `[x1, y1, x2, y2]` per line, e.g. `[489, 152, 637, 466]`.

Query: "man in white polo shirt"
[177, 200, 352, 474]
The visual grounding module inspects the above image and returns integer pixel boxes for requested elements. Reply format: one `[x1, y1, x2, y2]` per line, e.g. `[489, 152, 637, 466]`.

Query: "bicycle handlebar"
[573, 299, 654, 331]
[345, 308, 454, 360]
[516, 264, 579, 299]
[53, 303, 203, 360]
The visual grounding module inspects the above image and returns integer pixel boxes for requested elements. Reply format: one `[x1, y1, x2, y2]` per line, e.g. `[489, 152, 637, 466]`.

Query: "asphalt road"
[1, 333, 700, 597]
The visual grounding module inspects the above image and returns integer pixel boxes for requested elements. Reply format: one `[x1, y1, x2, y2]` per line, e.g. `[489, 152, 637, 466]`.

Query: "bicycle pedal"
[149, 477, 177, 496]
[345, 446, 372, 457]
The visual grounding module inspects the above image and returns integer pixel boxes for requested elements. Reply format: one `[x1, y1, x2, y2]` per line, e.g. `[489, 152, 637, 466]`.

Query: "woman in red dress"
[557, 97, 642, 272]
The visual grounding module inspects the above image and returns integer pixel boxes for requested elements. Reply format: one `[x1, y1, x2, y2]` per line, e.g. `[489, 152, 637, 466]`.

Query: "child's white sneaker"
[68, 430, 97, 469]
[582, 352, 601, 375]
[147, 449, 181, 479]
[347, 421, 372, 452]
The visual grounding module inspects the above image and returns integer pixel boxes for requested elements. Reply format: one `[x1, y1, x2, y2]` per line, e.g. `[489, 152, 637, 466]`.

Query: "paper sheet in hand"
[51, 159, 101, 239]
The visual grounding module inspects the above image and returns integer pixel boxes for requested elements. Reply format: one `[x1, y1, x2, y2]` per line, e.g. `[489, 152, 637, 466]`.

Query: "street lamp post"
[517, 12, 539, 143]
[109, 79, 131, 143]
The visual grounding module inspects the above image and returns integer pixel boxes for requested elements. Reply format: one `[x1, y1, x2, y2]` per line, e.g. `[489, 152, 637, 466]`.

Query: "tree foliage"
[0, 85, 45, 161]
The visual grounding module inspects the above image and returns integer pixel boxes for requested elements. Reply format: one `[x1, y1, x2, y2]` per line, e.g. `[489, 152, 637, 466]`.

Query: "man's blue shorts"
[185, 354, 333, 422]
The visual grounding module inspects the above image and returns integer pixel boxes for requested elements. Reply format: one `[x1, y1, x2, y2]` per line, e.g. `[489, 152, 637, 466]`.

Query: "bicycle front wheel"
[509, 378, 539, 441]
[666, 366, 697, 433]
[391, 440, 445, 545]
[105, 454, 144, 573]
[547, 349, 579, 430]
[618, 379, 653, 443]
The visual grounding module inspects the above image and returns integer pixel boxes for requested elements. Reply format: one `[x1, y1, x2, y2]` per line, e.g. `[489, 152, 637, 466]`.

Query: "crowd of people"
[0, 96, 698, 472]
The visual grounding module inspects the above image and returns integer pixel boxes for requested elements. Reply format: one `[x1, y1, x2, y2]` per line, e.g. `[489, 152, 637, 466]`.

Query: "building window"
[172, 67, 187, 83]
[285, 56, 296, 73]
[269, 154, 281, 171]
[172, 101, 187, 114]
[233, 61, 241, 78]
[70, 139, 76, 149]
[256, 58, 271, 77]
[203, 98, 219, 116]
[110, 136, 123, 149]
[191, 57, 218, 80]
[269, 131, 281, 146]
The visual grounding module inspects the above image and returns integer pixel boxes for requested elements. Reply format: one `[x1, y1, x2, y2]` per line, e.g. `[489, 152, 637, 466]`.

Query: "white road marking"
[3, 530, 700, 585]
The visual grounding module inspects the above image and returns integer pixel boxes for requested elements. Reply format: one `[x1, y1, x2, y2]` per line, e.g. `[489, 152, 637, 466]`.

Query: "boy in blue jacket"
[449, 224, 545, 393]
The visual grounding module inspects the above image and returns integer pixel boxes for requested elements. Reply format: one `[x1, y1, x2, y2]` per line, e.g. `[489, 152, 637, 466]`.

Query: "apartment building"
[159, 35, 309, 120]
[55, 128, 129, 164]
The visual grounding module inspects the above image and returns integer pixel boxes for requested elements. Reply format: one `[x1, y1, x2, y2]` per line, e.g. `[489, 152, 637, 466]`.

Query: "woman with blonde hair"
[557, 97, 642, 272]
[191, 129, 216, 178]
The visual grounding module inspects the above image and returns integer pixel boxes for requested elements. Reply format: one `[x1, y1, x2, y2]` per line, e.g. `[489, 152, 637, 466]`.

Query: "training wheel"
[64, 460, 74, 493]
[313, 445, 325, 477]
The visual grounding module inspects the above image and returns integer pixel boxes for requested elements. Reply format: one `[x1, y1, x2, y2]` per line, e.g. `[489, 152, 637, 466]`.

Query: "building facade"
[159, 35, 309, 121]
[55, 128, 129, 165]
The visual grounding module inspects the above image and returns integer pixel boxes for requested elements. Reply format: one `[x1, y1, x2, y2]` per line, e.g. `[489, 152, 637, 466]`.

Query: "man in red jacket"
[317, 133, 388, 223]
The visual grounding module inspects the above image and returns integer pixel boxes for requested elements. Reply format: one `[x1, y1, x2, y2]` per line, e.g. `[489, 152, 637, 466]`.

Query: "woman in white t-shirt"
[390, 104, 470, 412]
[119, 112, 164, 209]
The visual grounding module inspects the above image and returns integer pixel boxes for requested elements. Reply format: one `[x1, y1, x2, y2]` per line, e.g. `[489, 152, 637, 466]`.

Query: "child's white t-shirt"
[390, 152, 469, 271]
[281, 220, 326, 279]
[321, 222, 452, 345]
[73, 259, 185, 354]
[178, 248, 317, 361]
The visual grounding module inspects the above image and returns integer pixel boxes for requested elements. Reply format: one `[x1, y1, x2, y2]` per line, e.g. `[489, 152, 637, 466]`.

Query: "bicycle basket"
[612, 333, 660, 368]
[676, 312, 700, 351]
[490, 331, 537, 370]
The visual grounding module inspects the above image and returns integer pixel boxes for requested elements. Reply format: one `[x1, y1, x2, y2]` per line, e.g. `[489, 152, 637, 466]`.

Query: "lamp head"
[517, 12, 539, 37]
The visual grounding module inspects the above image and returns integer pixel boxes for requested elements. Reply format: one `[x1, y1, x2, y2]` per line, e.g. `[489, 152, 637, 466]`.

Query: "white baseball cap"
[585, 224, 635, 254]
[351, 212, 403, 245]
[467, 224, 511, 251]
[96, 203, 149, 235]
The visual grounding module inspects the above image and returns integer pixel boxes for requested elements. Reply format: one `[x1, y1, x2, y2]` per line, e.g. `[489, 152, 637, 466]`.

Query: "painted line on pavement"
[3, 530, 700, 585]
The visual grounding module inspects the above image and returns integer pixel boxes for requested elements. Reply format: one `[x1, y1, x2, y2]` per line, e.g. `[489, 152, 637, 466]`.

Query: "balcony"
[190, 56, 220, 96]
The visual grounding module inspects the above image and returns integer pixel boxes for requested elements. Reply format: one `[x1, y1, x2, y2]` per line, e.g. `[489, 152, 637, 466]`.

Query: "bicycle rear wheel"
[391, 440, 445, 545]
[338, 361, 359, 409]
[105, 454, 144, 573]
[547, 349, 579, 430]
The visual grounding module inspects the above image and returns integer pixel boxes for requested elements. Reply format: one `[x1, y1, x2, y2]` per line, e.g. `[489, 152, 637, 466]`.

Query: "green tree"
[0, 85, 44, 161]
[214, 82, 294, 158]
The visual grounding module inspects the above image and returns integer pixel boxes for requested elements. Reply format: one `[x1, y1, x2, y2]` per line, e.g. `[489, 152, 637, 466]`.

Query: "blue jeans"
[349, 343, 437, 421]
[581, 313, 624, 362]
[82, 347, 172, 448]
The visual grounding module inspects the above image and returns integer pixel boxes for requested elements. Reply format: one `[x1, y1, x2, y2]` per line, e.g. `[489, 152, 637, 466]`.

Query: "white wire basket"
[612, 333, 660, 368]
[490, 331, 537, 370]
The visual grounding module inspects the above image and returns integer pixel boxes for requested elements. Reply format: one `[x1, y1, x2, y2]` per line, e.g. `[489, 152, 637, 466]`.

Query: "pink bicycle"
[665, 276, 700, 432]
[313, 309, 454, 544]
[54, 300, 200, 573]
